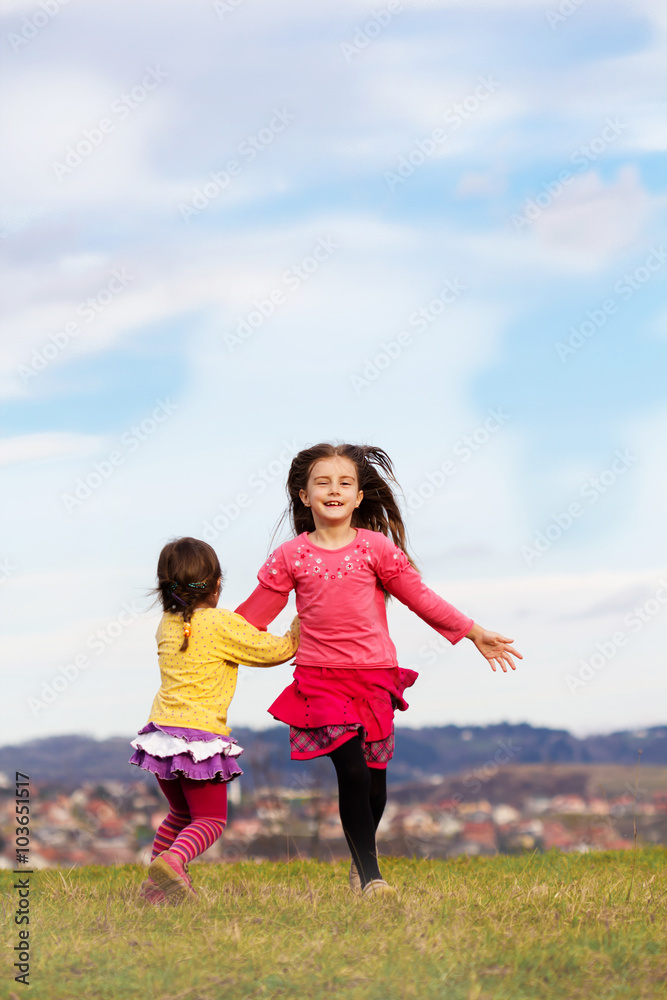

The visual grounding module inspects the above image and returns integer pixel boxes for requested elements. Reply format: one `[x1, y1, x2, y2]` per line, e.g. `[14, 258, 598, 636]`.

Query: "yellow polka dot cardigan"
[148, 609, 300, 735]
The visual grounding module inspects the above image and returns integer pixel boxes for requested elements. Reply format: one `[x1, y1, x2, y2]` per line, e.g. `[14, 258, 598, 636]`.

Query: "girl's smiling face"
[299, 456, 363, 528]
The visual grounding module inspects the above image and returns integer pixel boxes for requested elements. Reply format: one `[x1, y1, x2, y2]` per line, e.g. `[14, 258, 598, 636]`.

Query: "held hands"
[465, 623, 522, 673]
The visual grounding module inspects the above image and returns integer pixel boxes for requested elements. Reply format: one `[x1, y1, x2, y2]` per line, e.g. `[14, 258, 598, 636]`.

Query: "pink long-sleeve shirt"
[235, 528, 473, 669]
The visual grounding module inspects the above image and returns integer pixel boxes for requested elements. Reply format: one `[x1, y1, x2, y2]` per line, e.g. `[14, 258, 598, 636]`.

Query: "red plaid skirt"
[269, 665, 418, 770]
[289, 723, 395, 767]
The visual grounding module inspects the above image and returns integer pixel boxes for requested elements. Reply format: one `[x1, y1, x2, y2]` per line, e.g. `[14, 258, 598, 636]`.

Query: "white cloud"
[0, 66, 185, 208]
[408, 0, 550, 7]
[433, 566, 667, 606]
[386, 564, 667, 734]
[456, 170, 507, 198]
[532, 167, 651, 263]
[0, 211, 518, 399]
[0, 432, 103, 467]
[1, 0, 50, 12]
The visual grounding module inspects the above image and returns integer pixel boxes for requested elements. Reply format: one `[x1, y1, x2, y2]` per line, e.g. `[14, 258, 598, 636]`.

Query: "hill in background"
[1, 722, 664, 790]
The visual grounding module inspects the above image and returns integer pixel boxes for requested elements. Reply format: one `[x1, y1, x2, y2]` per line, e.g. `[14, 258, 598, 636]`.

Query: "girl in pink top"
[236, 442, 522, 897]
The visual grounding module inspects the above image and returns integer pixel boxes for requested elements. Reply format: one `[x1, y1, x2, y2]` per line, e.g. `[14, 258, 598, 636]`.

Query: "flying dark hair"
[154, 537, 222, 651]
[278, 442, 416, 569]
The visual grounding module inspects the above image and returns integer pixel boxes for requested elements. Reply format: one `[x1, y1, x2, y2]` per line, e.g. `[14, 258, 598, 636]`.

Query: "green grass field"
[2, 849, 666, 1000]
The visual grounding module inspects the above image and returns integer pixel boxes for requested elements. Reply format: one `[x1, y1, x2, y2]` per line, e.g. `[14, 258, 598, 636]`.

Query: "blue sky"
[1, 0, 666, 746]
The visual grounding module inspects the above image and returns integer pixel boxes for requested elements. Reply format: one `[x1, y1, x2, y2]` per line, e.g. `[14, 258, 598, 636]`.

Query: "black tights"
[329, 736, 387, 887]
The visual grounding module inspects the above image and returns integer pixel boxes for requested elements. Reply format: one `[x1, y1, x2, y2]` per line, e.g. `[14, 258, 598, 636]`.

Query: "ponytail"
[154, 538, 222, 652]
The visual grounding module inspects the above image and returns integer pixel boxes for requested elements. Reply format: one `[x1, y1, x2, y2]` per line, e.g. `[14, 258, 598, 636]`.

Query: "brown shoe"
[138, 877, 169, 906]
[148, 851, 197, 904]
[362, 879, 397, 898]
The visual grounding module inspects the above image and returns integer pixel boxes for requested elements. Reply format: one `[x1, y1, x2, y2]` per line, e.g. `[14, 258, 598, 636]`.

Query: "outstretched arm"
[221, 612, 300, 667]
[383, 565, 474, 644]
[379, 546, 522, 669]
[464, 623, 522, 673]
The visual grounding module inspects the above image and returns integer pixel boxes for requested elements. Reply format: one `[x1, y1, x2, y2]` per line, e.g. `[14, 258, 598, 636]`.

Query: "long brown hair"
[279, 442, 416, 569]
[154, 537, 222, 651]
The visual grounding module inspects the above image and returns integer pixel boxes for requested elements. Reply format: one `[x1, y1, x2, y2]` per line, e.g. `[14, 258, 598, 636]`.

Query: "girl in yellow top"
[130, 536, 299, 904]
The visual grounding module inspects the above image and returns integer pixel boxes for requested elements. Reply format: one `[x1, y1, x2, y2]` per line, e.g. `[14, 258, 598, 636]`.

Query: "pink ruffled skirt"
[268, 665, 418, 767]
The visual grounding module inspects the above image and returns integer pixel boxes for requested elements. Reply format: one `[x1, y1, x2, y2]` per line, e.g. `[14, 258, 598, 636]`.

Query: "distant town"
[2, 764, 665, 869]
[2, 723, 665, 868]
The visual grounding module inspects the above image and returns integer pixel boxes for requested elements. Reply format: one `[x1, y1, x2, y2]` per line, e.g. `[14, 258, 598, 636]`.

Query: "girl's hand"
[465, 624, 522, 673]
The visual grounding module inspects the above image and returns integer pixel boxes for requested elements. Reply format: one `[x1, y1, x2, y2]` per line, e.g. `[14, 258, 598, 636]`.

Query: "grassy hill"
[2, 849, 665, 999]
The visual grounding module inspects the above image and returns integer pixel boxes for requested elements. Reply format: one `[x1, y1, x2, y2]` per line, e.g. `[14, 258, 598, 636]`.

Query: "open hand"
[466, 624, 522, 673]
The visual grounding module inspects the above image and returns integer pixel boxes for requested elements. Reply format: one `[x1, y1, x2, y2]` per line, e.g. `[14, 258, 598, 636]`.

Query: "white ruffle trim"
[130, 730, 244, 762]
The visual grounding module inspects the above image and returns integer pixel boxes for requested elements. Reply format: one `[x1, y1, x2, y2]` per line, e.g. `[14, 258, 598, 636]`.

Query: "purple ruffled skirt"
[129, 722, 243, 783]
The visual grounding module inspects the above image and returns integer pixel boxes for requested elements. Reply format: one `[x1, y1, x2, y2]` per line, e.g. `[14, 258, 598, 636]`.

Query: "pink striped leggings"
[151, 776, 228, 865]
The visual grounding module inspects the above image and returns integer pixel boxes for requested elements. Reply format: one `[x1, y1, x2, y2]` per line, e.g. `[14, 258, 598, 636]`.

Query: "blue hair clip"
[167, 582, 188, 606]
[187, 581, 208, 589]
